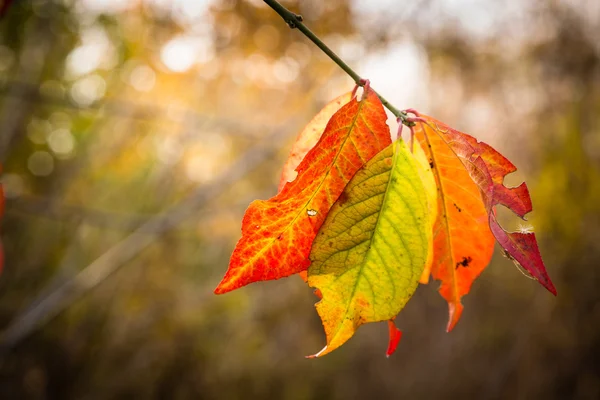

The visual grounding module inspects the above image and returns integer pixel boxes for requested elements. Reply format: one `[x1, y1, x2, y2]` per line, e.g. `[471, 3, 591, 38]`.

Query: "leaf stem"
[263, 0, 411, 125]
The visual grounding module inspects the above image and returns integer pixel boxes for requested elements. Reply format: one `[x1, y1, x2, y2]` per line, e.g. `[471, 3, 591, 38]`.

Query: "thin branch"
[263, 0, 411, 125]
[6, 196, 152, 230]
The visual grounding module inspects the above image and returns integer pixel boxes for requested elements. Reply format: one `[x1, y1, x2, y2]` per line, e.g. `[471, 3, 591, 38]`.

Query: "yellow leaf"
[307, 140, 430, 357]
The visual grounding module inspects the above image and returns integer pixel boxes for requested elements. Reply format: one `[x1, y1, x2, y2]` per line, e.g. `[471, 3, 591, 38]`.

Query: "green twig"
[263, 0, 411, 126]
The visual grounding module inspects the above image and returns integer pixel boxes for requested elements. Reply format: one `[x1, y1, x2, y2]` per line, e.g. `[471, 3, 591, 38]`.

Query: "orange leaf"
[412, 118, 495, 331]
[214, 88, 392, 294]
[412, 113, 556, 325]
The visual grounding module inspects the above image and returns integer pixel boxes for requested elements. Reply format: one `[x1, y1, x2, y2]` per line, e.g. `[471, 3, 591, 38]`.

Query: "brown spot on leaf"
[453, 203, 462, 213]
[455, 256, 472, 269]
[338, 191, 349, 205]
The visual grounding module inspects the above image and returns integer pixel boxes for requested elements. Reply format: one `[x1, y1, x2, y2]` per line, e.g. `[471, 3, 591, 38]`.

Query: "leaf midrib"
[245, 97, 370, 270]
[327, 141, 402, 345]
[420, 123, 460, 305]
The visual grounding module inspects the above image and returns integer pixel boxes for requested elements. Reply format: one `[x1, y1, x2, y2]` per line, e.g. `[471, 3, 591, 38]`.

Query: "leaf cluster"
[215, 85, 555, 357]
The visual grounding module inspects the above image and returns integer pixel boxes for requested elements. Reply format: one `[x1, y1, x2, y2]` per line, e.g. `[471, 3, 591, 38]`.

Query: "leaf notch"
[411, 113, 556, 300]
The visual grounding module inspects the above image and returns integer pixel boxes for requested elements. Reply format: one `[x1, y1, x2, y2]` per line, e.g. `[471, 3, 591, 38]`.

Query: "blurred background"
[0, 0, 599, 398]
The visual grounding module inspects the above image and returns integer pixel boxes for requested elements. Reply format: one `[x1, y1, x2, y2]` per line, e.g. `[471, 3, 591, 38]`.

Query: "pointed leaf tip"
[386, 320, 403, 357]
[306, 345, 328, 359]
[491, 225, 557, 296]
[446, 302, 464, 332]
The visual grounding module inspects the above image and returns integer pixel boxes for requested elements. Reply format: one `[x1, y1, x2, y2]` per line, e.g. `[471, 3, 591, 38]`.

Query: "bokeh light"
[27, 151, 54, 176]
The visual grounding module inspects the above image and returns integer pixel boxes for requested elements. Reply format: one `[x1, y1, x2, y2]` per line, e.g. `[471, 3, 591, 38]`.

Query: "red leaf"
[470, 139, 556, 294]
[214, 88, 392, 294]
[412, 113, 556, 296]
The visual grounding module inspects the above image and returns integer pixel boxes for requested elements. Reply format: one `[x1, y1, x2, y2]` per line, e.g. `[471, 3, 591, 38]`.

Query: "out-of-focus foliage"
[0, 161, 3, 273]
[0, 0, 598, 399]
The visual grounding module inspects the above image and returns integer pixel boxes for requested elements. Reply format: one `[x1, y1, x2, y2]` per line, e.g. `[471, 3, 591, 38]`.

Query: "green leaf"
[307, 139, 431, 357]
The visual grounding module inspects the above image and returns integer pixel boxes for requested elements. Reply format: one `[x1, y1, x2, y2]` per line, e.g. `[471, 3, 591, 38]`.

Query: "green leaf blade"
[307, 140, 430, 357]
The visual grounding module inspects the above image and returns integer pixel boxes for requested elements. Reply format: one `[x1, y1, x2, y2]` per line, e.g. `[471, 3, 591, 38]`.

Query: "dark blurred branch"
[6, 196, 155, 230]
[263, 0, 411, 125]
[0, 126, 291, 352]
[0, 0, 13, 18]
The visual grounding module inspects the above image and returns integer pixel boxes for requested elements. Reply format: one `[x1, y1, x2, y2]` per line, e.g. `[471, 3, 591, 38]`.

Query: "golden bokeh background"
[1, 0, 599, 398]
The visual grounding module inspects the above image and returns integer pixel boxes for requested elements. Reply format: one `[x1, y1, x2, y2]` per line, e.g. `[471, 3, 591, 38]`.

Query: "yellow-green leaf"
[307, 139, 431, 357]
[412, 137, 438, 283]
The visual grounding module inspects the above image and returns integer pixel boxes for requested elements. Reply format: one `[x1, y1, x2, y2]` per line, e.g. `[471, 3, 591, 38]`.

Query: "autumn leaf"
[307, 139, 431, 357]
[412, 117, 496, 331]
[413, 115, 556, 295]
[214, 88, 392, 294]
